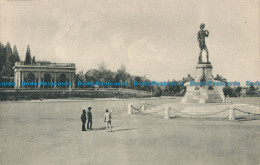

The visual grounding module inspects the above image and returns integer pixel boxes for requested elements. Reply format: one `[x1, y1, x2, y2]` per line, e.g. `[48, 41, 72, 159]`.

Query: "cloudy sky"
[0, 0, 259, 85]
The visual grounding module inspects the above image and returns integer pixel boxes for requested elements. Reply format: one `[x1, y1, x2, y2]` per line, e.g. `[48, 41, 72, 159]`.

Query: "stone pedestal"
[195, 63, 214, 82]
[182, 63, 225, 103]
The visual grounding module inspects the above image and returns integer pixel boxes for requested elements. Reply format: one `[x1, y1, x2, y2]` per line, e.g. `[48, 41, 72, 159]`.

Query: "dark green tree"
[25, 45, 32, 64]
[140, 79, 153, 91]
[162, 79, 183, 95]
[115, 64, 131, 88]
[85, 69, 100, 82]
[13, 45, 20, 62]
[133, 76, 142, 90]
[246, 85, 258, 96]
[32, 56, 36, 62]
[97, 61, 115, 85]
[154, 87, 162, 97]
[75, 71, 85, 87]
[214, 74, 226, 82]
[0, 42, 5, 73]
[2, 42, 15, 77]
[235, 86, 242, 97]
[223, 86, 236, 97]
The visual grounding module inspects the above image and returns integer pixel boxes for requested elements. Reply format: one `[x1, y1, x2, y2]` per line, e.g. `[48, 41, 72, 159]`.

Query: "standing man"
[87, 107, 92, 130]
[81, 110, 87, 131]
[197, 23, 210, 63]
[104, 108, 114, 132]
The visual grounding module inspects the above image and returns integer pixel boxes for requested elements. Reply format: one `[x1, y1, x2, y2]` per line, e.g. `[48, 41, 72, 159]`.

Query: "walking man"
[81, 109, 87, 131]
[87, 107, 92, 130]
[104, 108, 114, 132]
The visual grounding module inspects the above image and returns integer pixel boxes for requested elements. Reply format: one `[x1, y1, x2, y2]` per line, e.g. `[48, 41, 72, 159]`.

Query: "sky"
[0, 0, 259, 85]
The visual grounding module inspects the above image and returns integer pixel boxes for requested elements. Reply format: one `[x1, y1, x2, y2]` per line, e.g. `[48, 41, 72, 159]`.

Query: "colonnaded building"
[13, 61, 76, 89]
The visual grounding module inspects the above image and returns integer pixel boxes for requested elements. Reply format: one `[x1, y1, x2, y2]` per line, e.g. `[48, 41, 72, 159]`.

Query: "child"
[81, 110, 87, 131]
[104, 108, 114, 132]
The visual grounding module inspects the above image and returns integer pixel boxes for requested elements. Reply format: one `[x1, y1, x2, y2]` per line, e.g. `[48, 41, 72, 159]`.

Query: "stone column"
[21, 72, 24, 88]
[142, 102, 146, 111]
[54, 72, 57, 89]
[72, 73, 75, 88]
[38, 72, 41, 88]
[164, 106, 170, 119]
[229, 107, 235, 120]
[69, 72, 72, 89]
[34, 77, 37, 88]
[128, 103, 133, 114]
[18, 71, 21, 88]
[14, 71, 18, 89]
[42, 74, 44, 89]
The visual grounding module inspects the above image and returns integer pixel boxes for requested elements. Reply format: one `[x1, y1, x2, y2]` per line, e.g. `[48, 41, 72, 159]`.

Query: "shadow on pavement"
[113, 127, 140, 132]
[236, 116, 260, 122]
[170, 116, 182, 119]
[92, 126, 119, 131]
[92, 127, 106, 130]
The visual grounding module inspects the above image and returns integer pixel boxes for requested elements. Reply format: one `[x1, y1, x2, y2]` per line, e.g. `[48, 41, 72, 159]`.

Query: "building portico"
[13, 62, 76, 89]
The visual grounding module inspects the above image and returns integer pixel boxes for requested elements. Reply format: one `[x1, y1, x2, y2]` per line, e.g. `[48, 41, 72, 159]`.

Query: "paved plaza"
[0, 98, 259, 165]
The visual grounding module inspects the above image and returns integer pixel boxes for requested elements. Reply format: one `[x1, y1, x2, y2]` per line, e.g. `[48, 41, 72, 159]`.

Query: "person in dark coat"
[81, 110, 87, 131]
[87, 107, 92, 130]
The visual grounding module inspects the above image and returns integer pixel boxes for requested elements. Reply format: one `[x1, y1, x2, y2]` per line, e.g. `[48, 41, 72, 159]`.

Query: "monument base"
[182, 63, 225, 103]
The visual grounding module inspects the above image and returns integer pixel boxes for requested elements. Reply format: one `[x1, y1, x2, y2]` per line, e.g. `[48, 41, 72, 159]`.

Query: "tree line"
[75, 62, 155, 91]
[75, 62, 188, 96]
[0, 41, 34, 80]
[214, 74, 259, 97]
[0, 41, 258, 97]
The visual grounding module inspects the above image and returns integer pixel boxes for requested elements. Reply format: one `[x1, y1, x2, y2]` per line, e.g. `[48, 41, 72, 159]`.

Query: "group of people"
[81, 107, 114, 132]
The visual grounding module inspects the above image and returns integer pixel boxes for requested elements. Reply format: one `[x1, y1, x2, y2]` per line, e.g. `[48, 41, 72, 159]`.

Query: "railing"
[129, 102, 260, 120]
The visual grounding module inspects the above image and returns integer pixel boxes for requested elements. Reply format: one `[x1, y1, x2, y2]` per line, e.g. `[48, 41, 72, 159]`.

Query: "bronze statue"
[197, 23, 209, 63]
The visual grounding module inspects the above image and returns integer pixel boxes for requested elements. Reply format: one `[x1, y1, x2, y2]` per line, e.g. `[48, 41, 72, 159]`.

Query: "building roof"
[13, 61, 76, 70]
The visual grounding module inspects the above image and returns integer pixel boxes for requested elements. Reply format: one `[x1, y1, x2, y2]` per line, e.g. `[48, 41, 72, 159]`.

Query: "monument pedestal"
[182, 63, 225, 103]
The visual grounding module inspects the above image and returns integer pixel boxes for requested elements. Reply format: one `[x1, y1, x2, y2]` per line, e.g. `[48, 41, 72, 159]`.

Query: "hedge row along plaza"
[1, 81, 260, 87]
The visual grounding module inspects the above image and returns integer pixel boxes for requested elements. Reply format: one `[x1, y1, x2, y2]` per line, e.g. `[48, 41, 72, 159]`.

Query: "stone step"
[181, 100, 198, 103]
[207, 99, 223, 103]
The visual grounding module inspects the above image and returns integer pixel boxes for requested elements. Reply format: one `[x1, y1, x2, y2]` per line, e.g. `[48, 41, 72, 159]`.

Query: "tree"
[154, 87, 162, 97]
[133, 76, 142, 89]
[32, 56, 36, 62]
[102, 70, 114, 83]
[235, 86, 242, 97]
[223, 86, 236, 97]
[140, 79, 153, 91]
[13, 45, 20, 62]
[85, 69, 100, 82]
[2, 42, 14, 77]
[126, 76, 133, 89]
[114, 64, 130, 88]
[162, 78, 184, 95]
[25, 45, 32, 64]
[214, 74, 226, 82]
[247, 85, 258, 96]
[97, 61, 115, 84]
[0, 42, 5, 72]
[75, 71, 85, 87]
